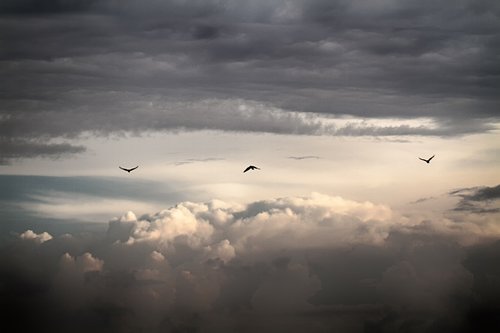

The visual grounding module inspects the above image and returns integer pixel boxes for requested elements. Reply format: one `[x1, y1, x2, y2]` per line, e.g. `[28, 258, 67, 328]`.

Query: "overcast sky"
[1, 1, 500, 332]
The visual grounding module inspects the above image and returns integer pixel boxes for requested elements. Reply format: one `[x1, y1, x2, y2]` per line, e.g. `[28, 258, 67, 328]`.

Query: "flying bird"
[418, 155, 435, 164]
[243, 165, 260, 173]
[119, 166, 139, 173]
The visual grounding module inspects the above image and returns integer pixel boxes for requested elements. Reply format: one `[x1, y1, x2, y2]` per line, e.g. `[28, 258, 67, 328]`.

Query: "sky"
[0, 1, 499, 332]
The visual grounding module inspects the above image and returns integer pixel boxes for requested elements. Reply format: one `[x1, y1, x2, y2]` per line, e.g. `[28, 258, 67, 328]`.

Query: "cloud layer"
[1, 0, 499, 161]
[1, 192, 500, 332]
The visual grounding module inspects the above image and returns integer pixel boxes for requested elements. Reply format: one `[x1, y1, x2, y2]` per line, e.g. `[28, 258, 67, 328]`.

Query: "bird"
[243, 165, 260, 173]
[119, 166, 139, 173]
[418, 155, 435, 164]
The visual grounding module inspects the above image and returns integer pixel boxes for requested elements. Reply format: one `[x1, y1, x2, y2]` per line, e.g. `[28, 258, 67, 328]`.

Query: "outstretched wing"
[428, 155, 435, 162]
[244, 165, 260, 172]
[130, 166, 139, 171]
[119, 166, 129, 172]
[418, 158, 426, 162]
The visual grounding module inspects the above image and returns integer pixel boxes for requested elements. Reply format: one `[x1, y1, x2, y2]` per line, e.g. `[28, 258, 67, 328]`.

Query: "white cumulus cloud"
[19, 229, 53, 244]
[3, 192, 500, 332]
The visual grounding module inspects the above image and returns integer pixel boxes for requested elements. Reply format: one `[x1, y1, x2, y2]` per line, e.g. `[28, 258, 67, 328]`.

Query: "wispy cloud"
[0, 175, 190, 229]
[287, 155, 321, 160]
[410, 196, 436, 204]
[450, 185, 500, 213]
[174, 157, 225, 166]
[0, 138, 85, 165]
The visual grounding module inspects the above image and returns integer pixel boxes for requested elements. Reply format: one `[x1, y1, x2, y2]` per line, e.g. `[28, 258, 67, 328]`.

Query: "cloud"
[0, 175, 186, 205]
[1, 0, 498, 161]
[450, 184, 500, 213]
[0, 0, 98, 14]
[19, 229, 53, 243]
[410, 196, 436, 204]
[174, 157, 225, 166]
[59, 252, 104, 274]
[0, 175, 196, 240]
[465, 185, 500, 201]
[0, 138, 86, 165]
[209, 239, 236, 264]
[1, 192, 500, 331]
[288, 155, 321, 160]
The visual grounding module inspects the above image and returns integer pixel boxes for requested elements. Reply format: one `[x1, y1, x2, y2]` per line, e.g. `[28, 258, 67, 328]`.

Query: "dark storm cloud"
[1, 193, 500, 332]
[450, 185, 500, 213]
[0, 0, 98, 14]
[1, 0, 499, 160]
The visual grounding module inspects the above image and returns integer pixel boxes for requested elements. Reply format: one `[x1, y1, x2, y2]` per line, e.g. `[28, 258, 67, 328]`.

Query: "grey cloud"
[288, 155, 321, 160]
[1, 0, 499, 161]
[462, 240, 500, 332]
[466, 185, 500, 201]
[410, 196, 438, 205]
[450, 185, 500, 213]
[0, 0, 98, 14]
[307, 233, 475, 332]
[0, 175, 189, 237]
[174, 157, 225, 166]
[0, 138, 85, 164]
[1, 94, 486, 140]
[0, 175, 185, 204]
[1, 192, 500, 332]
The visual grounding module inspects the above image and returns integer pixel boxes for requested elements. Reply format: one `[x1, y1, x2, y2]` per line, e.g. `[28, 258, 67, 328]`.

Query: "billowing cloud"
[1, 192, 500, 332]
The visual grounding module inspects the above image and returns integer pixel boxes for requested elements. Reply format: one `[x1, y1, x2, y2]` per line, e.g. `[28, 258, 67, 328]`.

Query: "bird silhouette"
[243, 165, 260, 173]
[119, 166, 139, 173]
[418, 155, 435, 164]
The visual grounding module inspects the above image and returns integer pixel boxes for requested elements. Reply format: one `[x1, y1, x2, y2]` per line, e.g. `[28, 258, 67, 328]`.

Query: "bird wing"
[130, 166, 139, 171]
[119, 166, 128, 171]
[428, 155, 435, 161]
[243, 166, 251, 173]
[418, 158, 426, 162]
